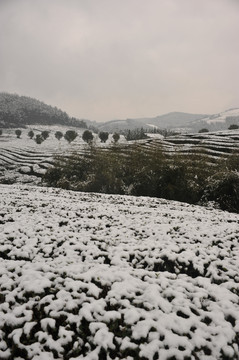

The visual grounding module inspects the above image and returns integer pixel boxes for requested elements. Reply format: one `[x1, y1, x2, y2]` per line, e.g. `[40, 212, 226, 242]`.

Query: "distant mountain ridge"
[0, 93, 87, 128]
[1, 92, 238, 132]
[96, 112, 208, 132]
[97, 109, 239, 132]
[190, 108, 239, 131]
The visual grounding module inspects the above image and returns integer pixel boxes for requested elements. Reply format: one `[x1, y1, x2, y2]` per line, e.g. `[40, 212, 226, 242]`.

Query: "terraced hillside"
[0, 184, 239, 359]
[0, 127, 87, 185]
[144, 130, 239, 162]
[0, 128, 238, 185]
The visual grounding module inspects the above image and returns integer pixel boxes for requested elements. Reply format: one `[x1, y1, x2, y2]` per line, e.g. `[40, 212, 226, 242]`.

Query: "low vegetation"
[198, 128, 209, 133]
[0, 184, 239, 360]
[228, 124, 239, 130]
[120, 127, 177, 140]
[44, 144, 239, 213]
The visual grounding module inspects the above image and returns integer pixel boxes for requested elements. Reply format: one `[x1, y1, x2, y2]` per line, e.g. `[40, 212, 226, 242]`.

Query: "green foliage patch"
[43, 144, 239, 212]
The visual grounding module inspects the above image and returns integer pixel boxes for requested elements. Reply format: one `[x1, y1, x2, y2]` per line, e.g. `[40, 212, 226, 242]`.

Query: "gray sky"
[0, 0, 239, 122]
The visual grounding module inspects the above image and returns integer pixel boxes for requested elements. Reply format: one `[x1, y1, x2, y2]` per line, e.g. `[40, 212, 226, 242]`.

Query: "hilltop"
[97, 109, 239, 133]
[96, 112, 208, 132]
[0, 93, 87, 128]
[1, 92, 238, 133]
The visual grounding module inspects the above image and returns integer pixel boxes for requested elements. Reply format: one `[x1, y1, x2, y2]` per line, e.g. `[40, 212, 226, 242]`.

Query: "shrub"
[55, 131, 63, 141]
[198, 128, 209, 133]
[28, 130, 34, 139]
[15, 129, 22, 138]
[224, 153, 239, 171]
[99, 132, 109, 143]
[35, 134, 44, 144]
[64, 130, 78, 143]
[82, 130, 93, 144]
[228, 124, 239, 130]
[44, 145, 202, 200]
[43, 153, 93, 190]
[43, 143, 237, 212]
[201, 171, 239, 213]
[124, 128, 148, 141]
[88, 146, 127, 194]
[41, 130, 50, 140]
[112, 133, 120, 143]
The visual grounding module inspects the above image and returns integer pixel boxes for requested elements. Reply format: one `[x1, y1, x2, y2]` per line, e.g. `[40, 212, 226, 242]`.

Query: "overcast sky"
[0, 0, 239, 122]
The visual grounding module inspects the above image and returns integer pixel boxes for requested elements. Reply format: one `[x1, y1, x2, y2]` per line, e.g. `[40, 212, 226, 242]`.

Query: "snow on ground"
[1, 127, 238, 187]
[0, 127, 121, 186]
[202, 109, 239, 125]
[0, 184, 239, 359]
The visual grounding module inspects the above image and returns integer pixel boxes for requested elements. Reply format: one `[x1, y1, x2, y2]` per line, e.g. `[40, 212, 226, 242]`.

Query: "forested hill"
[0, 93, 87, 128]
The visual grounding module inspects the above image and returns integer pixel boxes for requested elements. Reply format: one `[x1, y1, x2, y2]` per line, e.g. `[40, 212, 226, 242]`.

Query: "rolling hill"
[0, 93, 87, 129]
[96, 112, 208, 132]
[190, 108, 239, 131]
[1, 92, 238, 133]
[97, 109, 239, 133]
[0, 126, 238, 187]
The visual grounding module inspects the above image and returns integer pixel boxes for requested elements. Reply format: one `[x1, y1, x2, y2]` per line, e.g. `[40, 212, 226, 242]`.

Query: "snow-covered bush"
[0, 185, 239, 359]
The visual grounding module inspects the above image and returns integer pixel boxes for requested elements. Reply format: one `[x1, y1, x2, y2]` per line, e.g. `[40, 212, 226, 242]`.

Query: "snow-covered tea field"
[0, 184, 239, 359]
[0, 127, 88, 185]
[0, 127, 239, 186]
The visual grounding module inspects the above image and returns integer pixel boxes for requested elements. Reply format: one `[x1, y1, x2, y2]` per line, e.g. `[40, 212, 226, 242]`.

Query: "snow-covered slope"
[95, 109, 239, 132]
[0, 127, 106, 185]
[1, 127, 238, 187]
[203, 108, 239, 125]
[0, 185, 238, 359]
[97, 112, 207, 132]
[190, 108, 239, 131]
